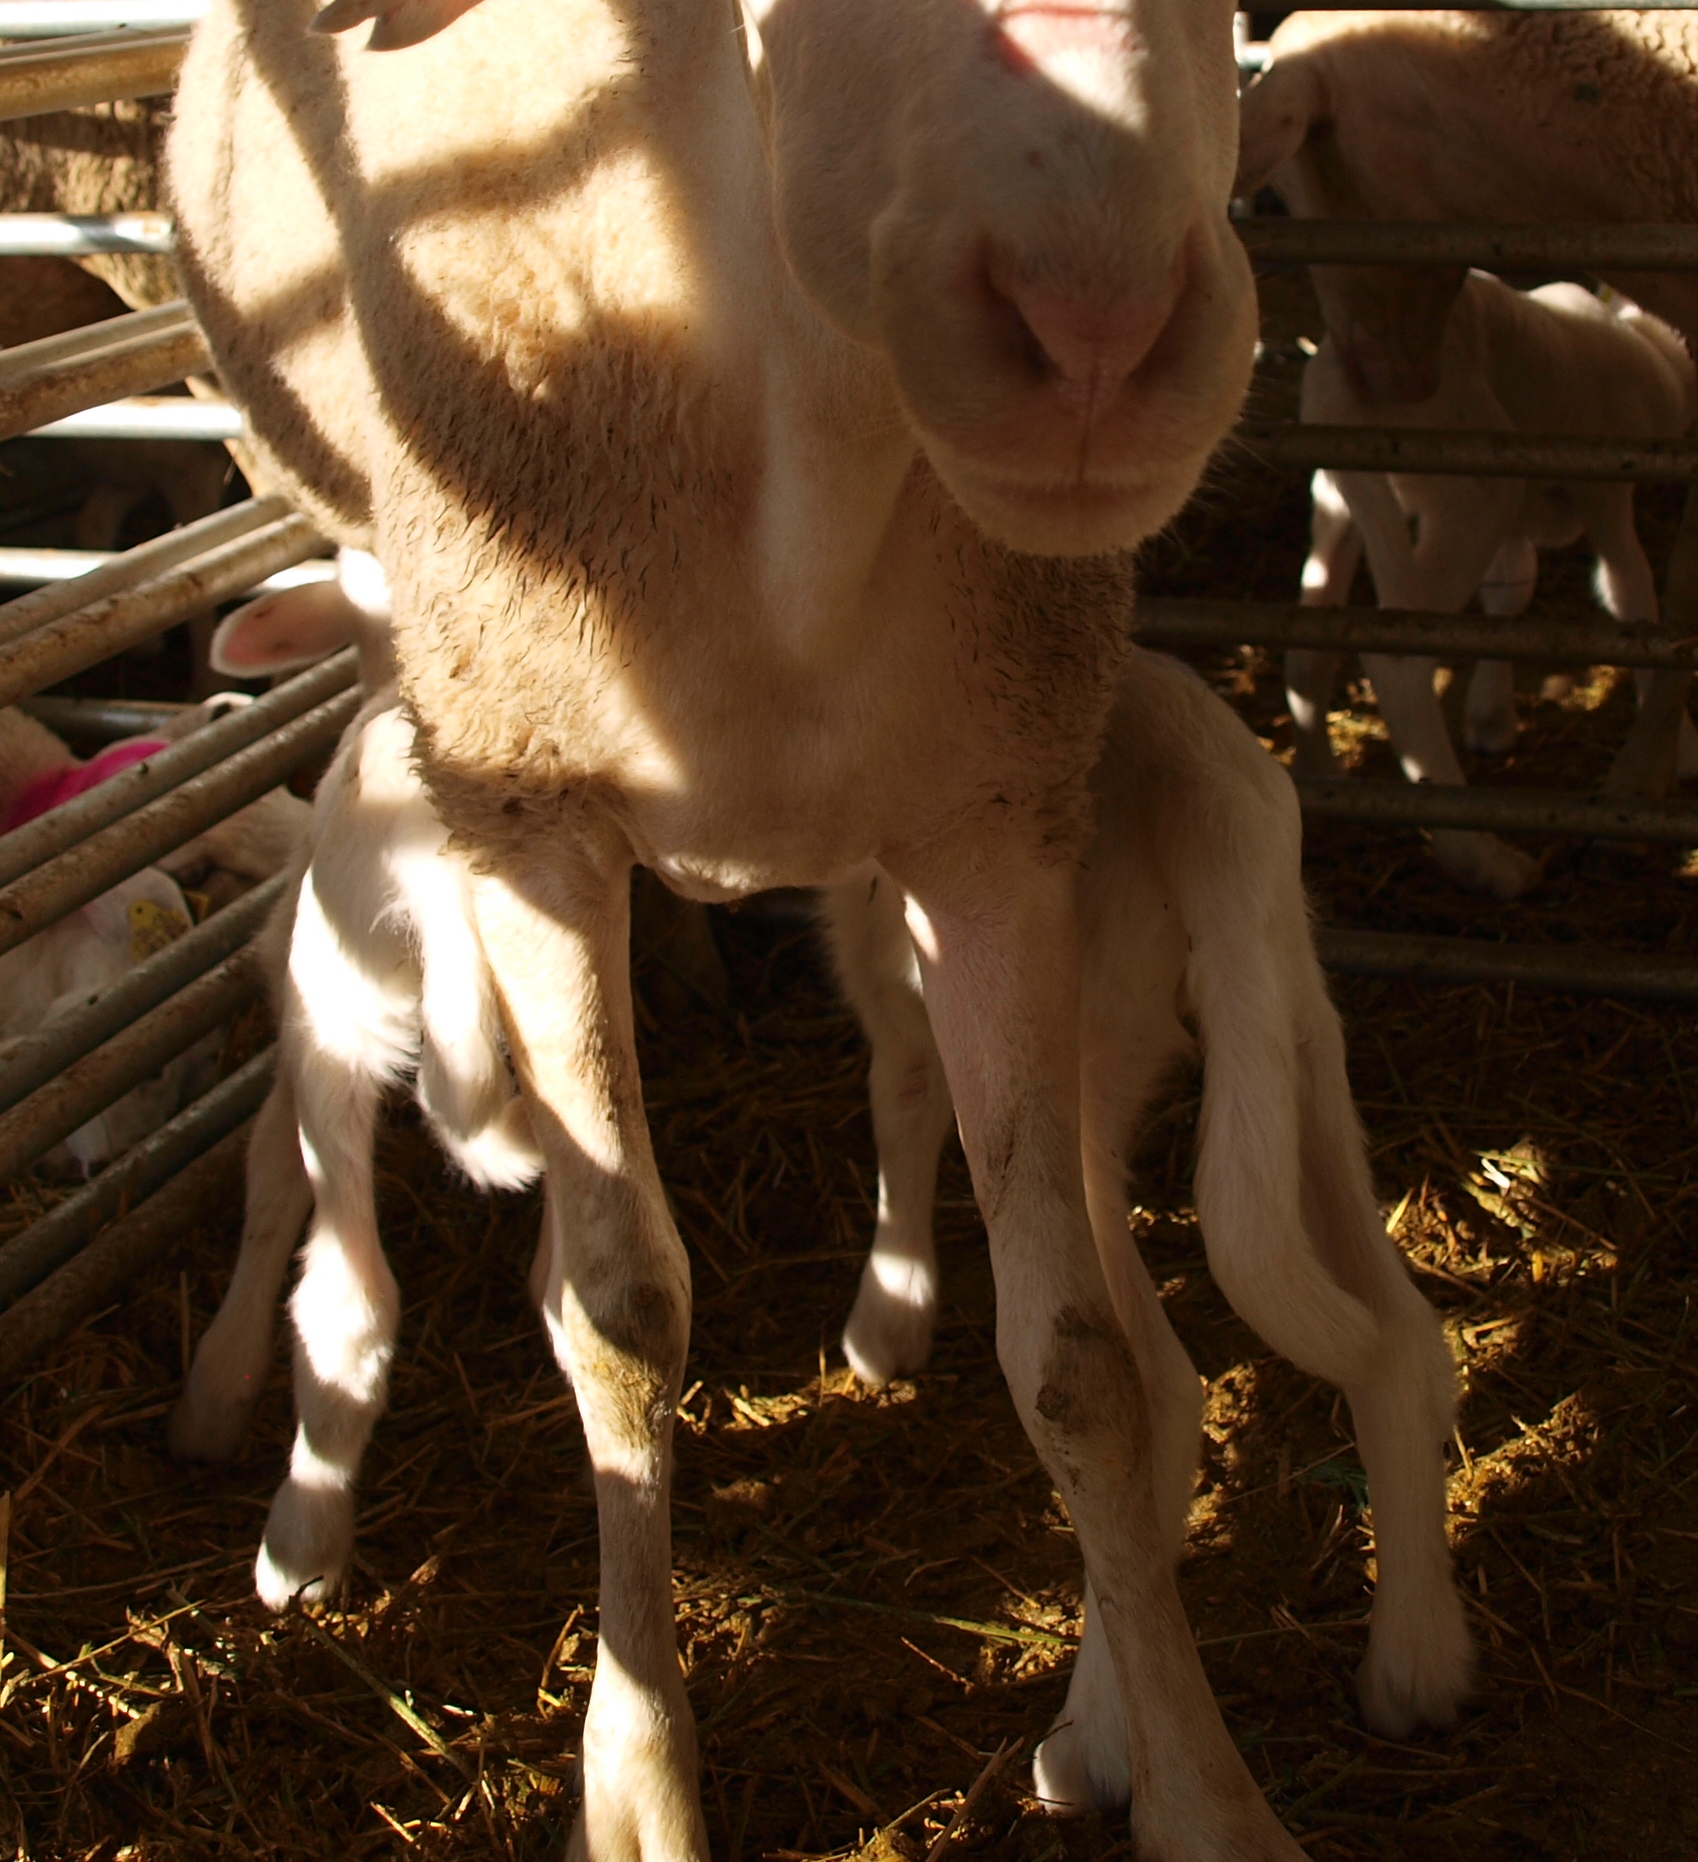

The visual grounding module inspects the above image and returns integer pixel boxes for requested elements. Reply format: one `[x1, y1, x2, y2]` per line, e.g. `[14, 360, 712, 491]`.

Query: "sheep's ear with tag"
[313, 0, 485, 51]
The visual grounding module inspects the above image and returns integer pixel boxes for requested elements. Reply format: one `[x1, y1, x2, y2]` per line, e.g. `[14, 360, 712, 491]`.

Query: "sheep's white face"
[745, 0, 1257, 555]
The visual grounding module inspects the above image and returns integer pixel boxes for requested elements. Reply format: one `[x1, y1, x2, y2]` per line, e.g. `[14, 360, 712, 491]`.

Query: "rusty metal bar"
[0, 26, 187, 122]
[22, 695, 189, 742]
[1296, 777, 1698, 844]
[1235, 218, 1698, 273]
[0, 1048, 272, 1314]
[0, 497, 290, 651]
[1135, 596, 1698, 672]
[0, 942, 264, 1182]
[0, 684, 358, 958]
[1234, 423, 1698, 483]
[0, 649, 356, 888]
[1316, 929, 1698, 1002]
[0, 1120, 249, 1386]
[0, 300, 210, 442]
[0, 873, 283, 1116]
[0, 510, 327, 707]
[0, 6, 203, 38]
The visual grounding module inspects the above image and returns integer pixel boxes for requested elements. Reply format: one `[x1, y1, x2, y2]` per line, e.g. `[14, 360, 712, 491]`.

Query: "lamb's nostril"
[1005, 281, 1179, 398]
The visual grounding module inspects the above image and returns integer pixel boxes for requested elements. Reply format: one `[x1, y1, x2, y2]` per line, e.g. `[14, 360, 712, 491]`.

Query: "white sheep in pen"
[1287, 272, 1698, 900]
[1236, 9, 1698, 811]
[0, 702, 309, 1170]
[167, 0, 1461, 1853]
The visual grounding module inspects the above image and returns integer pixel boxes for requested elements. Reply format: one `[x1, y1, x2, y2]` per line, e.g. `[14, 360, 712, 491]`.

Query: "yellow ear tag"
[128, 898, 191, 961]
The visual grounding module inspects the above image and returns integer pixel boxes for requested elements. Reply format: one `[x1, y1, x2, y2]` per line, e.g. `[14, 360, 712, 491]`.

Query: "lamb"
[827, 646, 1470, 1797]
[165, 0, 1440, 1852]
[167, 681, 540, 1492]
[1286, 272, 1698, 900]
[0, 700, 309, 1170]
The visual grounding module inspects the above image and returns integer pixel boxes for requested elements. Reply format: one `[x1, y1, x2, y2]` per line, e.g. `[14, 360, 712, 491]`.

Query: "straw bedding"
[1, 269, 1695, 1861]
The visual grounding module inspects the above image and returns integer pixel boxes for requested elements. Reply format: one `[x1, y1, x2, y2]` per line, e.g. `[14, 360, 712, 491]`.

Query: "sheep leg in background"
[1336, 470, 1543, 899]
[1287, 469, 1363, 777]
[471, 842, 707, 1862]
[822, 867, 955, 1386]
[169, 1077, 313, 1461]
[1588, 485, 1698, 786]
[1465, 535, 1537, 755]
[894, 847, 1302, 1857]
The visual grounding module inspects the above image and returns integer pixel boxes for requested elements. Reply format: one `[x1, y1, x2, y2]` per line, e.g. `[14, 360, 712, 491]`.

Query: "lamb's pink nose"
[995, 270, 1183, 408]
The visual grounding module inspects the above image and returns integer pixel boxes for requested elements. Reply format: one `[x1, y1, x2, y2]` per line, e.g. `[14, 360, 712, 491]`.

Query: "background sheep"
[1288, 273, 1698, 899]
[0, 699, 308, 1171]
[1236, 9, 1698, 401]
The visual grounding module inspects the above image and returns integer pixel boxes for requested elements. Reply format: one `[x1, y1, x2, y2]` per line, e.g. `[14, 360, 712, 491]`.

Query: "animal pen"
[1, 5, 1696, 1861]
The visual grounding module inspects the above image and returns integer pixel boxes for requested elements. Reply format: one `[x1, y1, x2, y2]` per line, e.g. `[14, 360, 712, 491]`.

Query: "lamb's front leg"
[898, 854, 1301, 1862]
[821, 868, 956, 1384]
[472, 845, 706, 1862]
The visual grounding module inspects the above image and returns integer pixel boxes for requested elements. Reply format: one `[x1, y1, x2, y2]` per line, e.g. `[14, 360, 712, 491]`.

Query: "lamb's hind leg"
[822, 867, 957, 1385]
[1290, 950, 1472, 1734]
[255, 1036, 396, 1608]
[169, 1076, 314, 1461]
[472, 839, 706, 1862]
[897, 849, 1301, 1861]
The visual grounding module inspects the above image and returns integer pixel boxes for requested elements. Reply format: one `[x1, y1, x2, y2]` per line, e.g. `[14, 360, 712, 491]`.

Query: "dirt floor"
[2, 269, 1697, 1860]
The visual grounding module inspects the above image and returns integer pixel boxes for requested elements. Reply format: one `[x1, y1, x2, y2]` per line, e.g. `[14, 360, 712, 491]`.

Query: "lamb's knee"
[1015, 1302, 1153, 1493]
[556, 1256, 691, 1467]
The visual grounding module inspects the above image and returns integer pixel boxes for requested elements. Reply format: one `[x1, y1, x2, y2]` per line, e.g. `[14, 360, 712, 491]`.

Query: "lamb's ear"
[313, 0, 485, 50]
[1235, 58, 1326, 198]
[210, 582, 362, 677]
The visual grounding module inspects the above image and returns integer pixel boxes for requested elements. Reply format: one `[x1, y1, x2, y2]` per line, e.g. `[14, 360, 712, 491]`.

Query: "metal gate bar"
[0, 301, 211, 438]
[1136, 596, 1698, 672]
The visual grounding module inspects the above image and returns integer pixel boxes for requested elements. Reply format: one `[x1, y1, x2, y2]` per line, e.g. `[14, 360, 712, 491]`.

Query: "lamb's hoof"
[255, 1480, 354, 1610]
[1031, 1710, 1131, 1815]
[166, 1388, 255, 1463]
[1357, 1591, 1475, 1739]
[1441, 834, 1543, 902]
[841, 1258, 936, 1387]
[1464, 718, 1518, 758]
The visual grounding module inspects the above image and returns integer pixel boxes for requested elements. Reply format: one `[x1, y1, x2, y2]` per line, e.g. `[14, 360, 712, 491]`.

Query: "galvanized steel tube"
[30, 395, 239, 441]
[1317, 929, 1698, 1003]
[0, 509, 327, 707]
[0, 872, 283, 1115]
[1134, 596, 1698, 671]
[1297, 778, 1698, 844]
[0, 941, 264, 1181]
[0, 300, 210, 442]
[1235, 422, 1698, 483]
[0, 6, 203, 39]
[0, 649, 357, 887]
[0, 212, 174, 255]
[23, 696, 188, 743]
[0, 1047, 273, 1312]
[0, 684, 360, 958]
[0, 25, 187, 122]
